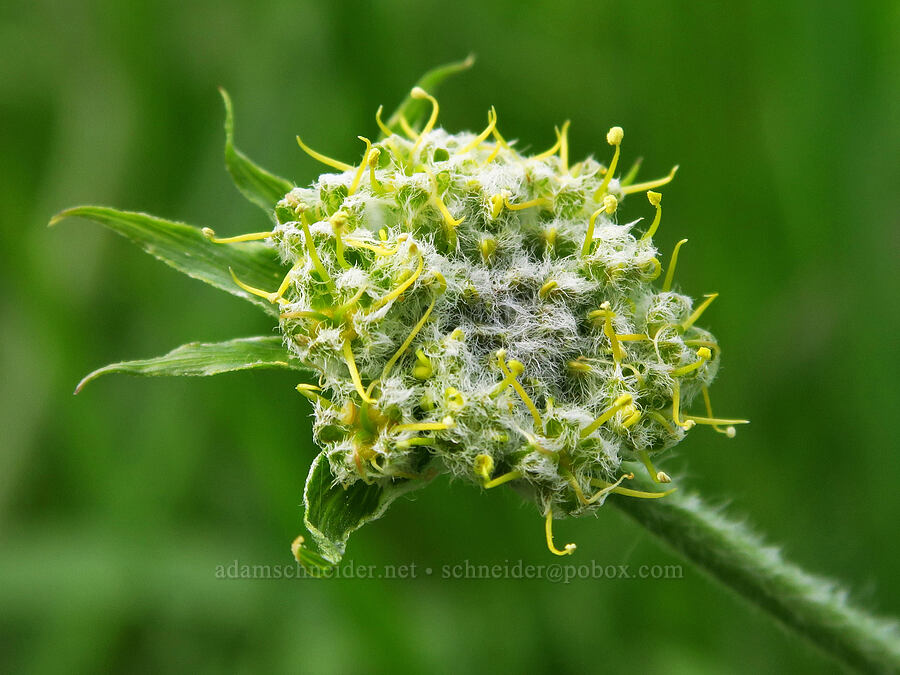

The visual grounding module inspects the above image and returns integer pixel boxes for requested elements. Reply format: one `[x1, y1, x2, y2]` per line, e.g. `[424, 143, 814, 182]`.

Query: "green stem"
[610, 469, 900, 673]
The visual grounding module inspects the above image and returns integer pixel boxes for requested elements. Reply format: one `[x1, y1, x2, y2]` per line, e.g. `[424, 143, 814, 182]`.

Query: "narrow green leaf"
[384, 54, 476, 137]
[76, 336, 305, 393]
[219, 88, 293, 215]
[51, 206, 286, 315]
[302, 452, 425, 565]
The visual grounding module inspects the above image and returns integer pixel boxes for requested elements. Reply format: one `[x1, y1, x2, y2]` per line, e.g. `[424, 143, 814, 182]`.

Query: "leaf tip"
[218, 86, 232, 113]
[48, 208, 75, 227]
[219, 87, 235, 146]
[74, 369, 102, 394]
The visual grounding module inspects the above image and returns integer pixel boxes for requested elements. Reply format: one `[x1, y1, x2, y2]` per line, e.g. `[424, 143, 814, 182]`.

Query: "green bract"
[57, 59, 745, 567]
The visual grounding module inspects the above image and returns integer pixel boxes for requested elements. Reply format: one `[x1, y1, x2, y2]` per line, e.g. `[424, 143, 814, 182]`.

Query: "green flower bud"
[62, 62, 746, 562]
[260, 88, 746, 554]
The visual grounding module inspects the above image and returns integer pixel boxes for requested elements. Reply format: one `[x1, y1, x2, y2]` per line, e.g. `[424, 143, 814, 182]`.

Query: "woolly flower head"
[263, 90, 745, 557]
[62, 61, 745, 566]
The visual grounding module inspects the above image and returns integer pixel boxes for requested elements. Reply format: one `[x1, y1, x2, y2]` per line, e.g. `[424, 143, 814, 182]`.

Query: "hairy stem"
[610, 469, 900, 673]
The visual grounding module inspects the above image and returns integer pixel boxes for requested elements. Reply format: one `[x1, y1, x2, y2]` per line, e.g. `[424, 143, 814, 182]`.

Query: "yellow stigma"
[701, 386, 740, 437]
[504, 196, 553, 212]
[622, 165, 679, 195]
[641, 191, 663, 240]
[491, 349, 524, 395]
[647, 411, 676, 435]
[329, 211, 351, 270]
[270, 260, 303, 303]
[331, 284, 369, 323]
[279, 308, 330, 322]
[393, 438, 436, 451]
[543, 227, 558, 251]
[558, 120, 571, 174]
[479, 236, 498, 262]
[606, 125, 624, 145]
[671, 380, 696, 430]
[410, 87, 439, 155]
[491, 124, 512, 151]
[458, 107, 498, 155]
[581, 393, 633, 438]
[671, 346, 712, 377]
[594, 126, 623, 200]
[545, 508, 576, 556]
[346, 232, 406, 257]
[445, 386, 465, 409]
[341, 338, 376, 404]
[424, 167, 465, 240]
[298, 211, 336, 294]
[228, 267, 287, 305]
[375, 105, 393, 138]
[602, 194, 618, 214]
[589, 477, 677, 499]
[483, 142, 502, 165]
[533, 125, 563, 160]
[484, 470, 523, 489]
[662, 238, 689, 292]
[394, 416, 455, 433]
[382, 288, 441, 379]
[397, 115, 419, 141]
[366, 146, 394, 195]
[202, 227, 272, 244]
[496, 351, 543, 432]
[474, 454, 494, 482]
[568, 357, 592, 374]
[489, 193, 507, 220]
[681, 293, 719, 331]
[567, 470, 633, 506]
[412, 348, 433, 380]
[348, 136, 373, 195]
[539, 279, 559, 299]
[597, 301, 625, 363]
[296, 136, 353, 172]
[638, 450, 672, 484]
[373, 245, 424, 309]
[621, 406, 642, 429]
[295, 383, 335, 408]
[685, 415, 749, 429]
[474, 454, 524, 490]
[581, 207, 604, 257]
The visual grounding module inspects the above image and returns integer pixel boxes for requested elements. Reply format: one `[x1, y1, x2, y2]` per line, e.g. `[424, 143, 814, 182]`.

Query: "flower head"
[57, 58, 745, 566]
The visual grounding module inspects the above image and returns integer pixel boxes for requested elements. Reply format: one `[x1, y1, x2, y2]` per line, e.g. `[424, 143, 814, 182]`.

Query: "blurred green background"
[2, 0, 898, 672]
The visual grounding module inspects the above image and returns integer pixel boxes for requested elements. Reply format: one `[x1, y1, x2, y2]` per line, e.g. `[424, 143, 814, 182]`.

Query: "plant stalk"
[609, 471, 900, 673]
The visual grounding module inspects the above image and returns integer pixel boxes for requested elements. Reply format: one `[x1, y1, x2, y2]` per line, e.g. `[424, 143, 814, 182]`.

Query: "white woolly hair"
[273, 126, 719, 515]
